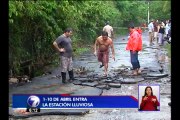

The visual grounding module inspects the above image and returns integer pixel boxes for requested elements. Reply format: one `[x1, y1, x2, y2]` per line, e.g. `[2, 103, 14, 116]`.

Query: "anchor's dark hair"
[143, 86, 153, 97]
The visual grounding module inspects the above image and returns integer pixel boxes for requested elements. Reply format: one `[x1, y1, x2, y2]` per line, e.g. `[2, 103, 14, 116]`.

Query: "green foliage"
[74, 48, 89, 57]
[9, 1, 60, 75]
[149, 1, 171, 21]
[114, 1, 170, 26]
[114, 27, 129, 37]
[115, 1, 147, 26]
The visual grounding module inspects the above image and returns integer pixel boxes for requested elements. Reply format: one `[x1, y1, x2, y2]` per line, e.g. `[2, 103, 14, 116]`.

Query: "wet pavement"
[9, 32, 171, 120]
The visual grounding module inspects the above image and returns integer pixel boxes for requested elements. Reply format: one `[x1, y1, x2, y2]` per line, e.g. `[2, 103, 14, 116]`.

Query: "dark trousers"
[130, 50, 140, 70]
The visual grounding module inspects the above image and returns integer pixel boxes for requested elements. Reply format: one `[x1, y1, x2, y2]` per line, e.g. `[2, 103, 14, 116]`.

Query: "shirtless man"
[94, 31, 115, 76]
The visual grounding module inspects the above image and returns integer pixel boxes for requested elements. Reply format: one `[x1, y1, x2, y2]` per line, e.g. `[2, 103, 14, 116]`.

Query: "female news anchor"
[140, 86, 160, 111]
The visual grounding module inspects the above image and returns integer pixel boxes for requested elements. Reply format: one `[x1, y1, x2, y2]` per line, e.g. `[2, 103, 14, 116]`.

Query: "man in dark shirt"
[53, 28, 75, 83]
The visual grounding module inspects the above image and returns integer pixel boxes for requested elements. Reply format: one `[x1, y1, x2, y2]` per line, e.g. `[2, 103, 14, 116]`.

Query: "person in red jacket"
[126, 24, 142, 75]
[136, 27, 142, 35]
[140, 86, 160, 111]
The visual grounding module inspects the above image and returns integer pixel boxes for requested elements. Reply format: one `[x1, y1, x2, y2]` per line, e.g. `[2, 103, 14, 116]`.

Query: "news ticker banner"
[13, 94, 138, 109]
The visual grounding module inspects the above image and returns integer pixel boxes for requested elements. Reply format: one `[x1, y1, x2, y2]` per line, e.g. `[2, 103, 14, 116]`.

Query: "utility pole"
[148, 1, 149, 24]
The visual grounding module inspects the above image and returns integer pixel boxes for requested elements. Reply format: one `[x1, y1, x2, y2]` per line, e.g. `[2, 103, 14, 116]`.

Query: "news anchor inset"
[139, 86, 160, 111]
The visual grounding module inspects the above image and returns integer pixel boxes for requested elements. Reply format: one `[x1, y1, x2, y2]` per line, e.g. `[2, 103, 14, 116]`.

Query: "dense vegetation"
[9, 0, 171, 77]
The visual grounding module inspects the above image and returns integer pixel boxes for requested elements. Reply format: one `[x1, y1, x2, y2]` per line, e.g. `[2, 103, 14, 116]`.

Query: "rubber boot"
[61, 72, 67, 83]
[68, 70, 76, 82]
